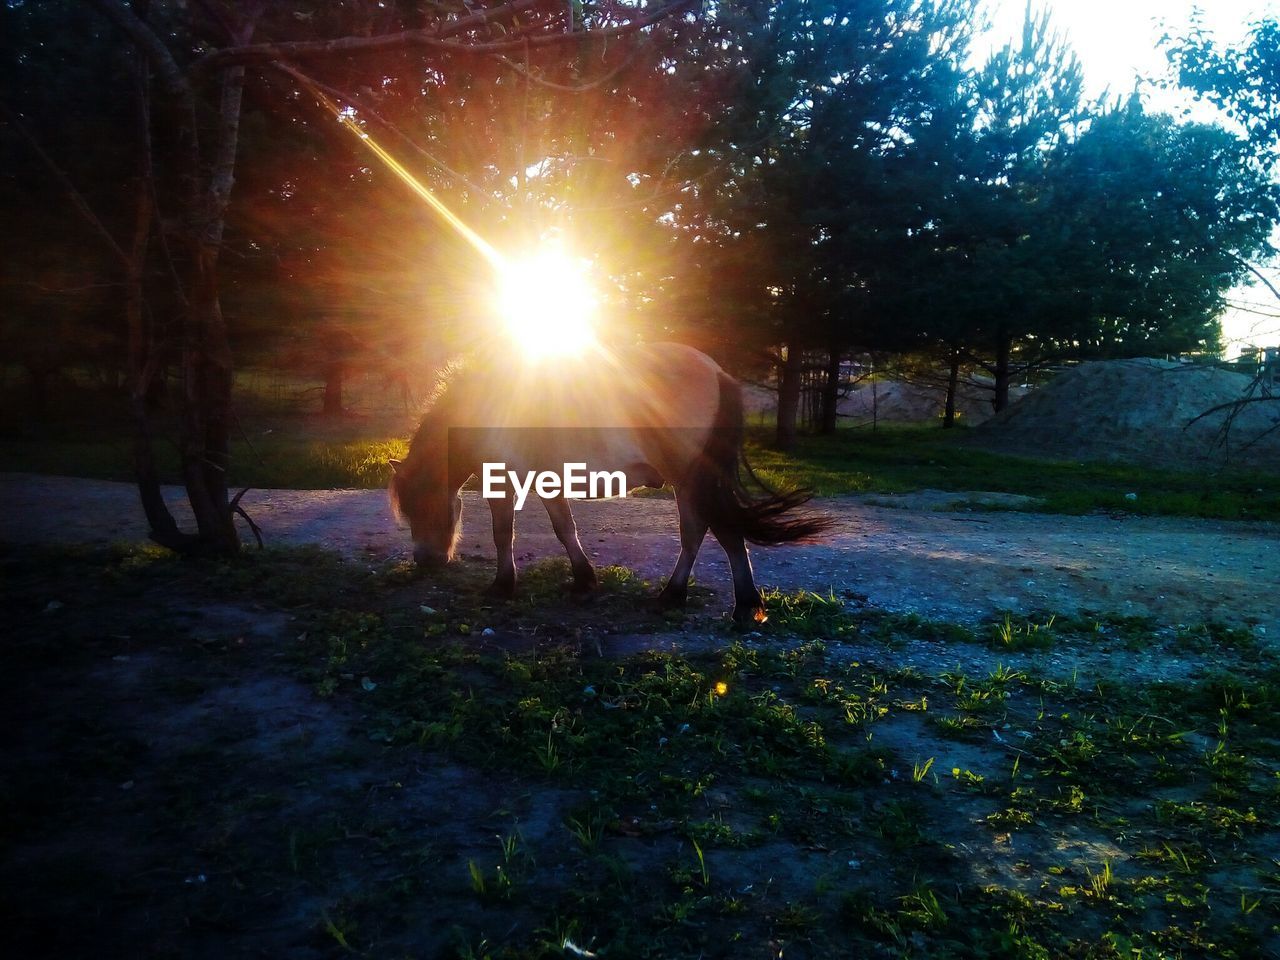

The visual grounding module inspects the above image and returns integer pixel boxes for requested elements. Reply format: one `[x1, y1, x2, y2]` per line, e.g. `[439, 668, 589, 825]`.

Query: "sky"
[975, 0, 1279, 356]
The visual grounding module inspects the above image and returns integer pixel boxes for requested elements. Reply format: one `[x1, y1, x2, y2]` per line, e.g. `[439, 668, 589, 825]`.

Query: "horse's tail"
[687, 372, 832, 545]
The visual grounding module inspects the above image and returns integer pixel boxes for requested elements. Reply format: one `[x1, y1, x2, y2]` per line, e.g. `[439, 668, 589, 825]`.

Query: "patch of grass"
[757, 588, 853, 638]
[744, 425, 1280, 520]
[988, 612, 1058, 651]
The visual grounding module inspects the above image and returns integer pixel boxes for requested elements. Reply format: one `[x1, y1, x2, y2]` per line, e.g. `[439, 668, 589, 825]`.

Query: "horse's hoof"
[484, 578, 516, 600]
[731, 604, 768, 627]
[654, 586, 687, 609]
[570, 568, 598, 596]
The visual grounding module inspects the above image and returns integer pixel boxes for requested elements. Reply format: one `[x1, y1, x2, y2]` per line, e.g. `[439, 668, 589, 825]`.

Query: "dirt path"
[3, 473, 1276, 633]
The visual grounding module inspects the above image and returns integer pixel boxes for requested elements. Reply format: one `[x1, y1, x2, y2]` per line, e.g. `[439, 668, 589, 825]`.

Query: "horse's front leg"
[541, 496, 597, 593]
[487, 495, 517, 599]
[657, 489, 708, 607]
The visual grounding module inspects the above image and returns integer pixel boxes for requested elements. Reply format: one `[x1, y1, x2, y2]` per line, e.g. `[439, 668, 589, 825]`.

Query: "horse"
[389, 341, 828, 624]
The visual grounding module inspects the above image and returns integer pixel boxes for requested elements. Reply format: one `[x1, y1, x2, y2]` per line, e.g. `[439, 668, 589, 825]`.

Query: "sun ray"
[296, 75, 606, 362]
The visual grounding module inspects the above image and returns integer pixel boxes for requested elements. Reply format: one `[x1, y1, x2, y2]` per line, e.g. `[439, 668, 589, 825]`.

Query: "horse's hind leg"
[487, 496, 517, 599]
[710, 524, 767, 626]
[657, 490, 708, 607]
[541, 496, 597, 593]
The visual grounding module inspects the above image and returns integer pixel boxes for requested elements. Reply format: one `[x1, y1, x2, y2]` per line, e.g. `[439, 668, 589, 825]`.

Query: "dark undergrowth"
[2, 543, 1276, 958]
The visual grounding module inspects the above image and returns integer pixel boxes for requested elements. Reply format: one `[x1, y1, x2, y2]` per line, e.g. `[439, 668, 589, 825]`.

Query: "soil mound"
[975, 358, 1280, 468]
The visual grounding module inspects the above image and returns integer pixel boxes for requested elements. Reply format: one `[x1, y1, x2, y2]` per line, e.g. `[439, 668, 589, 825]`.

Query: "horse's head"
[389, 451, 461, 567]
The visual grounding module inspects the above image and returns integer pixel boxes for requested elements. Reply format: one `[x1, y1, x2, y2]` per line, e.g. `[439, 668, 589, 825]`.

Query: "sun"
[496, 250, 599, 360]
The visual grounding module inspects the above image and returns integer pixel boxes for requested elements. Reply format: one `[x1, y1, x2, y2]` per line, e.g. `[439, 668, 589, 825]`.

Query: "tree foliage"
[4, 0, 1279, 514]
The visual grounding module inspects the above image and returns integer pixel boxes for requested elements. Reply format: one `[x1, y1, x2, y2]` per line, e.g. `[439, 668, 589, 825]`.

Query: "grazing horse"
[389, 342, 828, 624]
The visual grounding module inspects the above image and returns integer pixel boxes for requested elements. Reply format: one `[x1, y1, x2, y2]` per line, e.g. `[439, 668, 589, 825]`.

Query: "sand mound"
[975, 358, 1280, 469]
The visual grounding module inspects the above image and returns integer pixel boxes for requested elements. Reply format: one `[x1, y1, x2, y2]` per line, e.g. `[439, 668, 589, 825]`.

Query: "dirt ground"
[2, 472, 1276, 636]
[4, 473, 1280, 957]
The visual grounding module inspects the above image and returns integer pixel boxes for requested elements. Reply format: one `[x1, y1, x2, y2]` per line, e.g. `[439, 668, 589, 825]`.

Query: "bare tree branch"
[85, 0, 193, 99]
[191, 0, 696, 74]
[1233, 252, 1280, 304]
[1186, 392, 1279, 426]
[269, 63, 497, 203]
[194, 0, 548, 73]
[493, 39, 646, 92]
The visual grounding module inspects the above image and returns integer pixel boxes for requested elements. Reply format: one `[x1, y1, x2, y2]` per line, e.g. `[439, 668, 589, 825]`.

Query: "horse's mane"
[409, 355, 469, 444]
[390, 356, 470, 523]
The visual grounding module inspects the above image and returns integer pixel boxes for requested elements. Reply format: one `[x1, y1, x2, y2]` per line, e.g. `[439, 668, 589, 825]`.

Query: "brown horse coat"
[390, 342, 826, 623]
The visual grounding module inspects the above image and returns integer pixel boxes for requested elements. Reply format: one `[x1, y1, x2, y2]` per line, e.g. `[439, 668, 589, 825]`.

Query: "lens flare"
[496, 251, 599, 360]
[293, 73, 603, 361]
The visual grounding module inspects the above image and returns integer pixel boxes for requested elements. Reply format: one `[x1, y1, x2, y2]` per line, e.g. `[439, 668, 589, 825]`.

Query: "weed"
[691, 837, 709, 888]
[990, 613, 1056, 650]
[1087, 860, 1113, 899]
[533, 728, 562, 774]
[759, 588, 854, 637]
[321, 913, 356, 952]
[467, 859, 487, 896]
[899, 883, 947, 928]
[566, 810, 606, 855]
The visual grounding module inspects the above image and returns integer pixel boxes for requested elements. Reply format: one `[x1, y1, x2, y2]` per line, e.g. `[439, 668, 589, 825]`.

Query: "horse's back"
[456, 342, 725, 429]
[450, 342, 731, 486]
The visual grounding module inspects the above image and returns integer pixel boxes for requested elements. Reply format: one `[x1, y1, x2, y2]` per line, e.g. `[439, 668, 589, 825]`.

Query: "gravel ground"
[3, 472, 1276, 635]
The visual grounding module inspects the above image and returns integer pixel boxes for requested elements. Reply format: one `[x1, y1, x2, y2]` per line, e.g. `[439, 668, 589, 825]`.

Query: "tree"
[903, 8, 1276, 417]
[7, 0, 696, 556]
[925, 4, 1084, 413]
[1037, 99, 1277, 360]
[1164, 15, 1280, 310]
[653, 0, 980, 447]
[1165, 15, 1280, 173]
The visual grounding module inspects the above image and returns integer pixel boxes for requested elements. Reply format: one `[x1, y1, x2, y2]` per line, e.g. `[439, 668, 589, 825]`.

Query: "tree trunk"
[775, 344, 802, 451]
[170, 44, 250, 556]
[322, 360, 345, 416]
[127, 52, 191, 549]
[127, 235, 188, 547]
[819, 347, 841, 435]
[178, 248, 239, 554]
[993, 333, 1012, 414]
[943, 348, 960, 428]
[154, 66, 247, 554]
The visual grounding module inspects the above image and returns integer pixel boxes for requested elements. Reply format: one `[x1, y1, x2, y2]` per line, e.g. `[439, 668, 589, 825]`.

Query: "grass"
[4, 379, 1279, 519]
[746, 426, 1280, 520]
[5, 542, 1278, 958]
